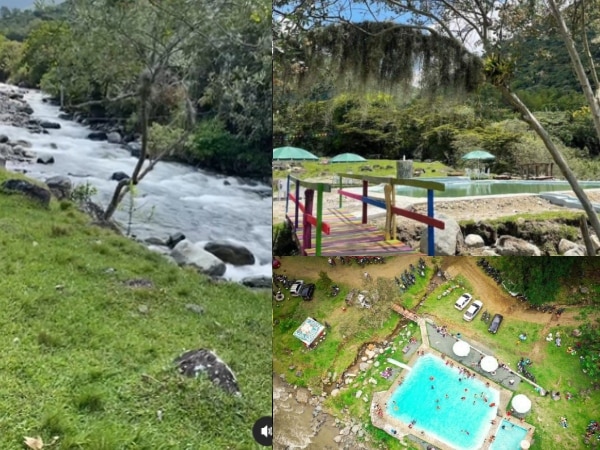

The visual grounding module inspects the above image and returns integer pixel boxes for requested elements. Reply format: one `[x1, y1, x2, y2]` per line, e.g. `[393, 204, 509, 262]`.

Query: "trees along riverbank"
[0, 0, 271, 183]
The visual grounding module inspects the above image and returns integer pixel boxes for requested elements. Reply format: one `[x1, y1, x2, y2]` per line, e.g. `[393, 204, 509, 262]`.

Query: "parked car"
[488, 314, 504, 333]
[290, 280, 304, 296]
[454, 293, 473, 311]
[463, 300, 483, 321]
[299, 283, 316, 301]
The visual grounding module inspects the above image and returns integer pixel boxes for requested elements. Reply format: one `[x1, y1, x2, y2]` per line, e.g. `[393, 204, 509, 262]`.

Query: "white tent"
[480, 355, 499, 372]
[452, 340, 470, 357]
[520, 440, 531, 449]
[512, 394, 532, 414]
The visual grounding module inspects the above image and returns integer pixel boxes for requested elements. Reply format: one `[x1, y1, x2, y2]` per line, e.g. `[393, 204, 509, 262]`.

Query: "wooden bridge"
[284, 173, 446, 256]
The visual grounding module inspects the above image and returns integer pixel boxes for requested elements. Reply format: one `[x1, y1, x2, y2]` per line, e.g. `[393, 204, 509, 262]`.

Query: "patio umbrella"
[512, 394, 532, 414]
[520, 440, 531, 449]
[480, 355, 499, 373]
[330, 152, 367, 163]
[462, 149, 495, 173]
[273, 146, 319, 161]
[452, 340, 470, 357]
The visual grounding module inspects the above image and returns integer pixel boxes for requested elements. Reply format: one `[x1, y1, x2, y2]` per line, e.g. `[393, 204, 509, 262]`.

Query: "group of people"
[585, 420, 599, 444]
[435, 325, 449, 338]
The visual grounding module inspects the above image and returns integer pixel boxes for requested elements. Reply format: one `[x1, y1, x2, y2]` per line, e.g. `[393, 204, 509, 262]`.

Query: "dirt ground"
[275, 256, 590, 363]
[273, 189, 600, 225]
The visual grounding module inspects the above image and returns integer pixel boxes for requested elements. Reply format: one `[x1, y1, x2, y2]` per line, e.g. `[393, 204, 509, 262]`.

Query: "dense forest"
[0, 0, 271, 179]
[273, 11, 600, 179]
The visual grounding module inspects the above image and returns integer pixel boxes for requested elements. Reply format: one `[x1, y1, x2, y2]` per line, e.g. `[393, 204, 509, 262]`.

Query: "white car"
[463, 300, 483, 321]
[290, 280, 305, 296]
[454, 293, 473, 311]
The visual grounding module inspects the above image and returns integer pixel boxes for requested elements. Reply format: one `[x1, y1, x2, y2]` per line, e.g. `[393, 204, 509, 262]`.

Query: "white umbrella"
[520, 440, 531, 449]
[512, 394, 532, 414]
[452, 340, 470, 357]
[480, 355, 499, 372]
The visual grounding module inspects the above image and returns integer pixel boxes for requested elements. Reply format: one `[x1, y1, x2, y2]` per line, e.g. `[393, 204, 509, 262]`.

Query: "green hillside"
[0, 170, 271, 449]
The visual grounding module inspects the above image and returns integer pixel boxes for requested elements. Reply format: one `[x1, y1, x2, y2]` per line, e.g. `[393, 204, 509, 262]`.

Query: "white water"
[0, 85, 272, 281]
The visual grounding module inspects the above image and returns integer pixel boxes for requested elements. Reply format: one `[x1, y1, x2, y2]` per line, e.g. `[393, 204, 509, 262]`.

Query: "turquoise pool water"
[489, 420, 529, 450]
[386, 353, 499, 450]
[370, 178, 600, 198]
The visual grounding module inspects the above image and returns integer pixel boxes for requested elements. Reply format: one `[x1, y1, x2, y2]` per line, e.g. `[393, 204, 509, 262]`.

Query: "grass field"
[273, 159, 453, 183]
[0, 170, 271, 449]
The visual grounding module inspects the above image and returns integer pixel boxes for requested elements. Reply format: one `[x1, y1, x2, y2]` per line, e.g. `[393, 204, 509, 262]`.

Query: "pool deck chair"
[284, 174, 446, 256]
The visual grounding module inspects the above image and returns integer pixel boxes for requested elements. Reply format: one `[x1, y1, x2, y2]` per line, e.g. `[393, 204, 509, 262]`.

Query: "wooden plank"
[338, 189, 386, 209]
[337, 173, 445, 191]
[389, 204, 445, 229]
[288, 176, 332, 192]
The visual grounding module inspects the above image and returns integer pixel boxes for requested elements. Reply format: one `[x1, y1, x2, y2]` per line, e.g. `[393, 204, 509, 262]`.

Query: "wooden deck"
[289, 207, 416, 256]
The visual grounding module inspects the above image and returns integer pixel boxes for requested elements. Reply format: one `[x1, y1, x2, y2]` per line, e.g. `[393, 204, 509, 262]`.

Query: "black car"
[299, 283, 316, 301]
[488, 314, 504, 333]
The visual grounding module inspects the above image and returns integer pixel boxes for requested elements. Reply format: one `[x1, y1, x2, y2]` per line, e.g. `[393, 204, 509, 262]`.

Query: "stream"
[0, 84, 271, 281]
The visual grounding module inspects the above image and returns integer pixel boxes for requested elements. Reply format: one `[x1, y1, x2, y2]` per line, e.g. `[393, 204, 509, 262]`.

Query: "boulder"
[87, 131, 107, 141]
[1, 179, 51, 208]
[495, 235, 541, 256]
[241, 276, 270, 289]
[166, 232, 186, 249]
[0, 134, 8, 144]
[204, 241, 256, 266]
[591, 235, 600, 254]
[144, 237, 166, 246]
[465, 234, 485, 248]
[171, 239, 226, 277]
[40, 120, 61, 129]
[481, 249, 499, 256]
[36, 155, 55, 165]
[127, 141, 142, 157]
[558, 238, 579, 255]
[110, 171, 130, 182]
[58, 113, 73, 120]
[420, 213, 463, 256]
[564, 246, 586, 256]
[107, 131, 122, 144]
[45, 175, 72, 200]
[49, 143, 58, 149]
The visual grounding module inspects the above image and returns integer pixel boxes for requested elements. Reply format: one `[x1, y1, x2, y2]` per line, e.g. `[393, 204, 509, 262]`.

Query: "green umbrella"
[330, 153, 367, 163]
[273, 146, 319, 160]
[462, 149, 495, 175]
[462, 150, 496, 161]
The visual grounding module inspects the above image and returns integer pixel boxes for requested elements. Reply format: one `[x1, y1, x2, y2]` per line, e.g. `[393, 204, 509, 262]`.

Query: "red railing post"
[303, 189, 314, 251]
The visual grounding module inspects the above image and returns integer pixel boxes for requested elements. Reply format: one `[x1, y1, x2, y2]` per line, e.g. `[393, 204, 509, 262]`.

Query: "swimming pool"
[370, 178, 600, 198]
[386, 353, 499, 450]
[489, 420, 529, 450]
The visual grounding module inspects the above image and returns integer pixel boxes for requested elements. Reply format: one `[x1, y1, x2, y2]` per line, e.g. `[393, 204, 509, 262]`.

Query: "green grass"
[0, 170, 271, 449]
[273, 159, 453, 183]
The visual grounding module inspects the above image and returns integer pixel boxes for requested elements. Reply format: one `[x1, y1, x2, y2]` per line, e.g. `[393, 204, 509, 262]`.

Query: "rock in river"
[170, 239, 226, 277]
[204, 241, 255, 266]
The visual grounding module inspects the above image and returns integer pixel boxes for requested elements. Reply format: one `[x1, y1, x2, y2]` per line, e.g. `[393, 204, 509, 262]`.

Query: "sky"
[0, 0, 64, 9]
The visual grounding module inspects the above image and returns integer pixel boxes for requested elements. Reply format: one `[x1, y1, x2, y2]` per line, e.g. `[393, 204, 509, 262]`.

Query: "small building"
[293, 317, 326, 348]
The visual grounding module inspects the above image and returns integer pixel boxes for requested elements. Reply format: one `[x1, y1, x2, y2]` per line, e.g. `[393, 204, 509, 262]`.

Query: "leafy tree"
[577, 322, 600, 381]
[274, 1, 600, 237]
[0, 35, 21, 81]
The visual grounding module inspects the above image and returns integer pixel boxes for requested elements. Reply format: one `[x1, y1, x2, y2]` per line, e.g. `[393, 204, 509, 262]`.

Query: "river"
[0, 85, 271, 281]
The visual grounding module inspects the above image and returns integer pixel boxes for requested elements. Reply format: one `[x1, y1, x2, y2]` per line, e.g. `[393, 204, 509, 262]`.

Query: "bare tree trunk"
[498, 84, 600, 239]
[547, 0, 600, 140]
[579, 215, 596, 256]
[103, 71, 152, 221]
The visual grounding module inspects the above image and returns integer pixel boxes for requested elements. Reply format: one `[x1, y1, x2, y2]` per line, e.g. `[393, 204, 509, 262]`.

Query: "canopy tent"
[273, 146, 319, 161]
[293, 317, 326, 347]
[330, 153, 367, 163]
[512, 394, 532, 414]
[452, 340, 470, 357]
[480, 355, 499, 373]
[520, 440, 531, 449]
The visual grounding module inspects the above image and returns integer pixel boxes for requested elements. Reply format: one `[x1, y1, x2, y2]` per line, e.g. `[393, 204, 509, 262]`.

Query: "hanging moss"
[296, 21, 483, 96]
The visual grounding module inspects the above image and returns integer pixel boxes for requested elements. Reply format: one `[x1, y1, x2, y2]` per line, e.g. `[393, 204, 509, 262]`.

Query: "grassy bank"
[273, 160, 453, 182]
[0, 171, 271, 449]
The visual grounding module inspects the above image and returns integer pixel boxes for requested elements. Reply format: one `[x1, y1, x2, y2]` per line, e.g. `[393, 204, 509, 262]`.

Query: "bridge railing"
[336, 173, 446, 256]
[285, 175, 332, 255]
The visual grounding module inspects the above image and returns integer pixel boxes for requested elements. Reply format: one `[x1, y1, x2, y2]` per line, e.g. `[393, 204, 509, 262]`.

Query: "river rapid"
[0, 84, 271, 281]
